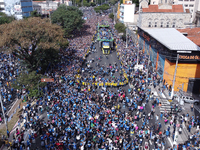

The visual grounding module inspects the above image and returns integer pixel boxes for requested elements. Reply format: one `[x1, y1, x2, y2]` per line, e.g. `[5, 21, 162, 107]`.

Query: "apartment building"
[4, 0, 33, 19]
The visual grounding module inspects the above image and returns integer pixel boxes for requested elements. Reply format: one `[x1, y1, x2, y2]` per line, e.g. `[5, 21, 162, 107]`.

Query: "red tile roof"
[142, 5, 184, 13]
[177, 28, 200, 46]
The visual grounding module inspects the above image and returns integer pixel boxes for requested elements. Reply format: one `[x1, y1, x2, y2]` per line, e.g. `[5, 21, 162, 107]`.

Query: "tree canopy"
[51, 5, 85, 37]
[30, 10, 41, 17]
[109, 13, 114, 20]
[0, 12, 15, 25]
[94, 4, 110, 13]
[0, 17, 68, 73]
[114, 22, 126, 33]
[12, 71, 47, 98]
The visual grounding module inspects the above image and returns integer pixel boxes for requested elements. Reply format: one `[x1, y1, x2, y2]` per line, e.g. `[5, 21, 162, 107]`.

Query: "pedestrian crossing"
[152, 87, 171, 113]
[160, 101, 171, 113]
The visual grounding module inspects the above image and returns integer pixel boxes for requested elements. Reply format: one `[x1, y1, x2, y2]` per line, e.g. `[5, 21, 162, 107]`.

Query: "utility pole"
[136, 38, 139, 66]
[171, 54, 179, 99]
[113, 6, 115, 24]
[0, 94, 8, 134]
[126, 28, 128, 48]
[38, 80, 40, 96]
[146, 55, 150, 85]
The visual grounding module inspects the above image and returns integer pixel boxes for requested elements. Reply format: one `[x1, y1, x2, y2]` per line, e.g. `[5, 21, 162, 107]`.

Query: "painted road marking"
[149, 140, 152, 145]
[167, 137, 173, 147]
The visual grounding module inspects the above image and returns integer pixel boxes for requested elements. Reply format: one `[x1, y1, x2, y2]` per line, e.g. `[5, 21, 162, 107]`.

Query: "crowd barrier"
[74, 32, 129, 88]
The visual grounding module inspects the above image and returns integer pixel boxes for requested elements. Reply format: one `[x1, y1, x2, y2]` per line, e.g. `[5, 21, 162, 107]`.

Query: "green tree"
[114, 22, 126, 33]
[51, 5, 85, 37]
[132, 0, 139, 7]
[30, 10, 41, 17]
[109, 13, 114, 20]
[0, 17, 68, 73]
[109, 0, 118, 5]
[90, 2, 96, 6]
[94, 4, 110, 13]
[12, 71, 47, 98]
[0, 12, 15, 25]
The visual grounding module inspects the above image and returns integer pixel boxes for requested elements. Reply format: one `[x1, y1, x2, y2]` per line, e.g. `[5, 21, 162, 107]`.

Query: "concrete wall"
[124, 4, 135, 23]
[138, 12, 191, 28]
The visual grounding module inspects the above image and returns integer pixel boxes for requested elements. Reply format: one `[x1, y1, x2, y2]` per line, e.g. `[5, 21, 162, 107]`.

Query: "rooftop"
[177, 28, 200, 47]
[142, 5, 185, 13]
[143, 28, 200, 51]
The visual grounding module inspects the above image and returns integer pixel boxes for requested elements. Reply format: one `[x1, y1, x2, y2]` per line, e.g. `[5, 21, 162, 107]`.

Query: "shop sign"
[179, 55, 200, 60]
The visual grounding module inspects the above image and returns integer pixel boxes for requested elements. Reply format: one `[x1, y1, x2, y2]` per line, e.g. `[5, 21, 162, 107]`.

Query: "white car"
[181, 96, 199, 105]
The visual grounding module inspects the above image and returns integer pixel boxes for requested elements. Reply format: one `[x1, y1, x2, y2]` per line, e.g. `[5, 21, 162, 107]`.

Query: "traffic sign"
[41, 78, 54, 82]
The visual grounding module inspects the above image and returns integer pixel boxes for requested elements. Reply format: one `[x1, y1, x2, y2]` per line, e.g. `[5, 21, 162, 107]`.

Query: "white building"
[0, 0, 5, 12]
[150, 0, 200, 23]
[33, 3, 42, 15]
[33, 1, 59, 15]
[33, 0, 72, 15]
[119, 1, 135, 24]
[138, 3, 191, 28]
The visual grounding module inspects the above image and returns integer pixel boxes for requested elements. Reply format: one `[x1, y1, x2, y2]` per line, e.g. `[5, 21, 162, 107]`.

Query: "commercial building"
[118, 1, 135, 24]
[4, 0, 33, 20]
[177, 28, 200, 47]
[138, 2, 191, 28]
[138, 27, 200, 94]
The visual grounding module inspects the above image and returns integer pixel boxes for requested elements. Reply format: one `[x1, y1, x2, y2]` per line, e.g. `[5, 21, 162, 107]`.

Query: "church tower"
[139, 0, 149, 12]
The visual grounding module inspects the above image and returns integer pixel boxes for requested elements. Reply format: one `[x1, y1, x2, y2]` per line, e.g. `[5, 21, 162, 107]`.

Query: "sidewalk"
[152, 83, 197, 145]
[0, 99, 39, 149]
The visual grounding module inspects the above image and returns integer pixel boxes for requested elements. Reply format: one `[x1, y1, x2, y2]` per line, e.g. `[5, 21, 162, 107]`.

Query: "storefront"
[138, 27, 200, 94]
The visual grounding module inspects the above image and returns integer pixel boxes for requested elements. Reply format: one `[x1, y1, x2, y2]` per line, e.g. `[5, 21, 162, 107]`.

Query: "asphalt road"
[6, 35, 173, 150]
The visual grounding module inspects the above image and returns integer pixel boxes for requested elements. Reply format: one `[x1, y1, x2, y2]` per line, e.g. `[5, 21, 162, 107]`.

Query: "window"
[172, 22, 176, 28]
[189, 5, 194, 7]
[185, 4, 188, 7]
[172, 19, 176, 28]
[149, 22, 151, 27]
[178, 0, 183, 1]
[160, 22, 163, 27]
[190, 0, 194, 1]
[166, 22, 169, 28]
[184, 0, 189, 1]
[155, 22, 157, 27]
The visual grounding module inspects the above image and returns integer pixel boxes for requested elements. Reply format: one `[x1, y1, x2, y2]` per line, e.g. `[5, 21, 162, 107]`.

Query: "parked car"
[181, 96, 199, 105]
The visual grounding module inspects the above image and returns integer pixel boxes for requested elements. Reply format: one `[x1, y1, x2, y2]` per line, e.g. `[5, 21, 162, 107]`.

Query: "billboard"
[4, 0, 23, 20]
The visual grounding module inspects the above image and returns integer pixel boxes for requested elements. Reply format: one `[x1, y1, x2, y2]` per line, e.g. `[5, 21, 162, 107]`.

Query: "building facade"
[150, 0, 200, 23]
[0, 0, 5, 12]
[33, 1, 58, 15]
[138, 27, 200, 94]
[138, 4, 191, 28]
[33, 3, 42, 15]
[33, 0, 71, 15]
[119, 1, 135, 24]
[4, 0, 33, 19]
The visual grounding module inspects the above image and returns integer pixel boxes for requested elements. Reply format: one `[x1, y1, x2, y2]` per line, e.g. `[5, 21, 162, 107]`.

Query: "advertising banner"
[4, 0, 23, 20]
[157, 54, 165, 78]
[152, 47, 157, 68]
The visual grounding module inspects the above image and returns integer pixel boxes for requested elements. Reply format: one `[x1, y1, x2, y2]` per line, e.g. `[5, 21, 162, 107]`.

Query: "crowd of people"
[1, 7, 200, 150]
[0, 53, 25, 124]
